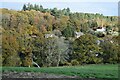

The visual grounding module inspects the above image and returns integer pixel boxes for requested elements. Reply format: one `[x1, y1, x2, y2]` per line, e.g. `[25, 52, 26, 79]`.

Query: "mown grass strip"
[2, 64, 118, 78]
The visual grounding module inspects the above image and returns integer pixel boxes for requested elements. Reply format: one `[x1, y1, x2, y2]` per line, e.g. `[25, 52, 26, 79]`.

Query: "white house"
[75, 31, 84, 38]
[45, 34, 57, 38]
[96, 27, 106, 32]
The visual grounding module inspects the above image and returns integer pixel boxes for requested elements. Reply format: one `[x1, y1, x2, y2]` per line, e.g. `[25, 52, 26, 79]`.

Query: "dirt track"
[2, 72, 109, 80]
[2, 72, 80, 78]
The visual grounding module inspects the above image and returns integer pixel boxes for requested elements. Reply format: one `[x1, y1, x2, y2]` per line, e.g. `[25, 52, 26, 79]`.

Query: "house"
[96, 39, 104, 45]
[95, 27, 106, 32]
[93, 27, 106, 37]
[44, 33, 56, 38]
[75, 31, 84, 38]
[29, 33, 37, 38]
[31, 35, 37, 38]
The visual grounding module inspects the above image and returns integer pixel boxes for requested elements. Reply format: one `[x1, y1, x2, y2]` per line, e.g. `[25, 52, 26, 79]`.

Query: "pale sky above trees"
[0, 1, 119, 16]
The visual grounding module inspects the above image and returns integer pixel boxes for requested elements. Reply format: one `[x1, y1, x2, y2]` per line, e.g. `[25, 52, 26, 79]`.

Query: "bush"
[71, 60, 79, 66]
[59, 61, 72, 66]
[63, 62, 72, 66]
[96, 32, 105, 37]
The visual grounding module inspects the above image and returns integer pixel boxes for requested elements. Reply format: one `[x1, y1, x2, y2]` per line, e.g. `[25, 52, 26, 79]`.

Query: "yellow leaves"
[22, 57, 32, 67]
[31, 26, 34, 28]
[61, 15, 69, 21]
[2, 30, 19, 53]
[22, 47, 25, 51]
[27, 26, 39, 35]
[28, 30, 33, 35]
[40, 25, 47, 33]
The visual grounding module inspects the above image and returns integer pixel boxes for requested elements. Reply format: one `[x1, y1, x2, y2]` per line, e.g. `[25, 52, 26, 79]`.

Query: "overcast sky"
[0, 1, 119, 16]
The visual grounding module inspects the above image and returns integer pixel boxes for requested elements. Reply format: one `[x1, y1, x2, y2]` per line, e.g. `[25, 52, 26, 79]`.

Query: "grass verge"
[1, 64, 118, 79]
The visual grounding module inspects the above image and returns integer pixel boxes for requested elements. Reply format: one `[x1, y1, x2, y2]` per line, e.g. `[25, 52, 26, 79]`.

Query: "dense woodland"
[1, 3, 120, 67]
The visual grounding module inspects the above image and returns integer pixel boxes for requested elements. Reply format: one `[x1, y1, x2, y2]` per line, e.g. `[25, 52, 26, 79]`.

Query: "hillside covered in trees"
[1, 3, 119, 67]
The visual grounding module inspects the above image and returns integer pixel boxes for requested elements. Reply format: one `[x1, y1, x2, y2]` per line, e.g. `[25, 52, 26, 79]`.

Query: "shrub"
[63, 62, 72, 66]
[71, 60, 79, 66]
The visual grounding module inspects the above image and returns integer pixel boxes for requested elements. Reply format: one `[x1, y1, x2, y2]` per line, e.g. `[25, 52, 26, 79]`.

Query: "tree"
[2, 30, 21, 66]
[29, 4, 34, 10]
[2, 14, 11, 29]
[72, 34, 102, 64]
[51, 8, 58, 17]
[54, 37, 69, 66]
[32, 36, 69, 67]
[32, 32, 45, 67]
[62, 22, 74, 38]
[80, 22, 89, 33]
[22, 4, 27, 11]
[39, 5, 43, 11]
[66, 8, 70, 13]
[34, 4, 40, 11]
[59, 15, 69, 31]
[100, 40, 118, 63]
[27, 3, 31, 11]
[90, 21, 98, 28]
[65, 8, 70, 16]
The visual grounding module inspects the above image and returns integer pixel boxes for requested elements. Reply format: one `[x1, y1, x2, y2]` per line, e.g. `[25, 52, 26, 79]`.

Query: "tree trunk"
[32, 61, 40, 68]
[57, 52, 61, 67]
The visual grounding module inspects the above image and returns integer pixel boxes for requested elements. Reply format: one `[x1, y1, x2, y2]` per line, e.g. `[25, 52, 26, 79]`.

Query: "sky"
[0, 1, 119, 16]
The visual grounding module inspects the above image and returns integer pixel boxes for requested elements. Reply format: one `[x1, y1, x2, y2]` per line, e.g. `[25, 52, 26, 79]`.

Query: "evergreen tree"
[29, 4, 34, 10]
[22, 4, 27, 11]
[72, 34, 102, 64]
[39, 5, 43, 11]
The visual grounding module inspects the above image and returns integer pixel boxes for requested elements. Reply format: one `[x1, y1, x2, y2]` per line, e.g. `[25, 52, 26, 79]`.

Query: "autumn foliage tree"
[1, 4, 119, 67]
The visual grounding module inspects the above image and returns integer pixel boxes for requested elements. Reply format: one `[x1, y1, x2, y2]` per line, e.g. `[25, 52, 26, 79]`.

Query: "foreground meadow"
[1, 64, 119, 79]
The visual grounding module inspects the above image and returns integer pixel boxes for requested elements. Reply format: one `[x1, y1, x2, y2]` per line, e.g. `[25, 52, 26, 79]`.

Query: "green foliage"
[72, 34, 102, 64]
[2, 30, 21, 66]
[62, 24, 75, 38]
[80, 22, 89, 33]
[90, 21, 98, 28]
[100, 40, 119, 63]
[22, 4, 27, 11]
[96, 32, 105, 37]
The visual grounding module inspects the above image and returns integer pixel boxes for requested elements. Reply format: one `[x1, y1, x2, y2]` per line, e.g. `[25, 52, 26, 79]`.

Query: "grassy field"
[1, 64, 119, 79]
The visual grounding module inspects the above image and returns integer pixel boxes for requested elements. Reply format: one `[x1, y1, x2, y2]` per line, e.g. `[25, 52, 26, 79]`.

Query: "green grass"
[1, 64, 119, 79]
